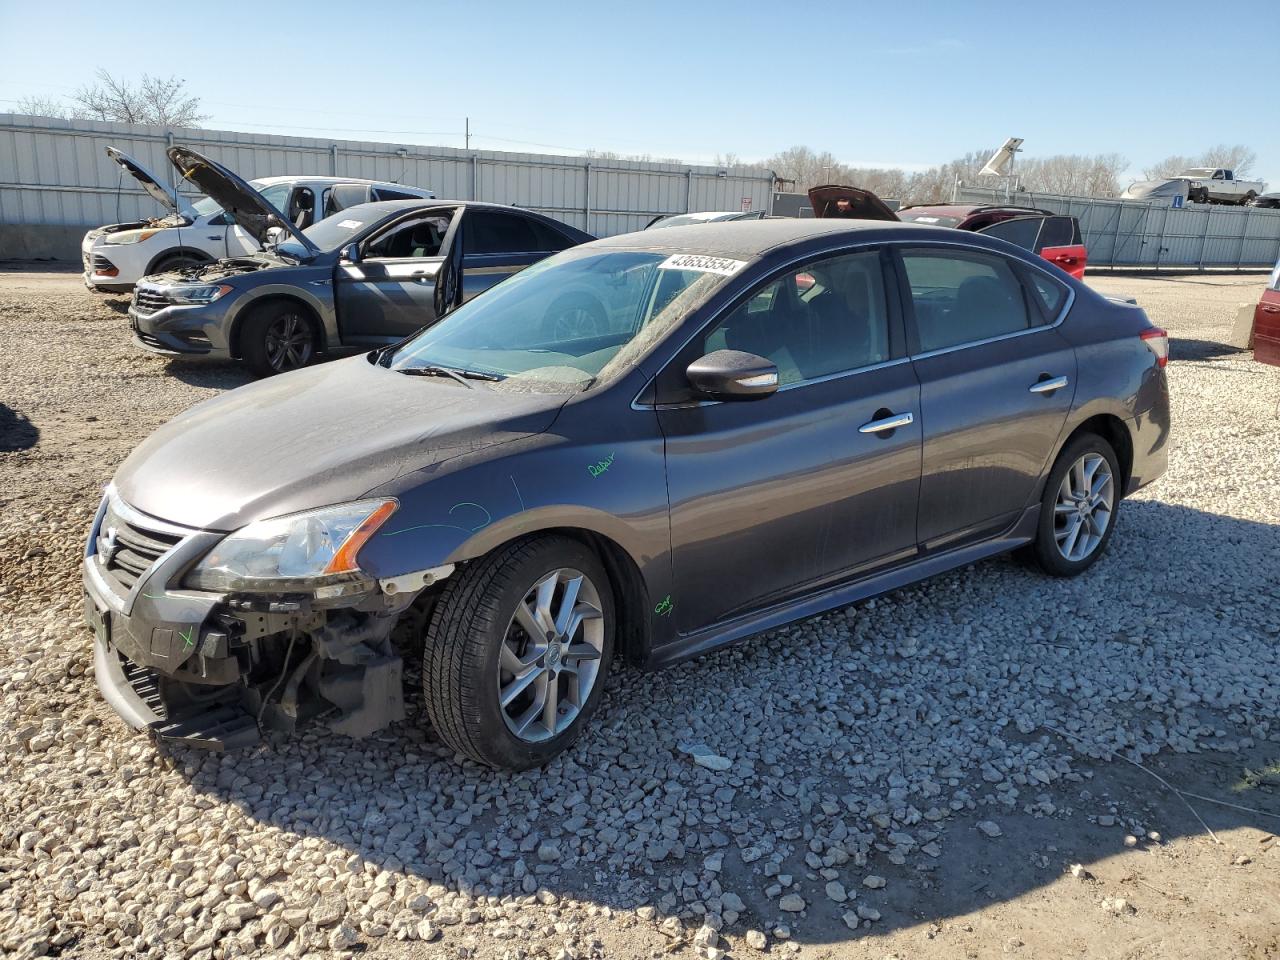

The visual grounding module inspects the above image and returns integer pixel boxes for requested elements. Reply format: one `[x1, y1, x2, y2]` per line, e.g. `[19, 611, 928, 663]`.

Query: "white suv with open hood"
[82, 147, 434, 292]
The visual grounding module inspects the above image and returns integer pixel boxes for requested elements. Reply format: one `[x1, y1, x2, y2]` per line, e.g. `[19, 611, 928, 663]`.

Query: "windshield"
[898, 211, 963, 228]
[285, 210, 387, 256]
[385, 248, 740, 392]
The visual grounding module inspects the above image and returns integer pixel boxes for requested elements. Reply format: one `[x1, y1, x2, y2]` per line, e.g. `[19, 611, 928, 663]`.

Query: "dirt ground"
[1, 263, 1278, 960]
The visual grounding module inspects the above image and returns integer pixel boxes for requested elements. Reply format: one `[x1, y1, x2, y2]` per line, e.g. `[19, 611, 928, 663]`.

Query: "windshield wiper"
[398, 365, 504, 388]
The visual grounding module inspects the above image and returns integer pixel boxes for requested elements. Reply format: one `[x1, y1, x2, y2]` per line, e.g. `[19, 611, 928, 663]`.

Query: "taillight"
[1140, 327, 1169, 367]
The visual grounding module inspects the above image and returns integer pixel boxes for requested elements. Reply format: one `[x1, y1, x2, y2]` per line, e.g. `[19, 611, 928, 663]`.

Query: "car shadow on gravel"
[162, 358, 256, 391]
[1171, 337, 1250, 362]
[155, 500, 1280, 949]
[0, 403, 39, 451]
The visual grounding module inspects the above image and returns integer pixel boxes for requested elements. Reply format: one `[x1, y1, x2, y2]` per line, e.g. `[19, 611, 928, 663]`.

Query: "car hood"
[114, 356, 565, 531]
[167, 145, 319, 256]
[106, 146, 197, 219]
[807, 185, 900, 221]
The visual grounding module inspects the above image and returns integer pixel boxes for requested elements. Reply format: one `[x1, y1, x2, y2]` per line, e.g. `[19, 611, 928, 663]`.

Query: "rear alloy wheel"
[241, 302, 315, 377]
[422, 536, 614, 770]
[1029, 433, 1121, 577]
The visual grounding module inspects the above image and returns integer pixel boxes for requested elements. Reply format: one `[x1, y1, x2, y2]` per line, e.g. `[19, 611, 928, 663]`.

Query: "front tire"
[1029, 433, 1121, 577]
[240, 301, 316, 377]
[422, 536, 615, 770]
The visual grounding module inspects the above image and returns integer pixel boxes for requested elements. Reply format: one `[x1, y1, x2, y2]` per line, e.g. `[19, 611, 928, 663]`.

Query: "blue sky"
[1, 0, 1275, 188]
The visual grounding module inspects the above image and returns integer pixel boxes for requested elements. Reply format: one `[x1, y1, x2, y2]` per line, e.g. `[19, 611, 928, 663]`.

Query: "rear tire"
[1028, 433, 1121, 578]
[240, 301, 316, 377]
[422, 536, 615, 770]
[1243, 191, 1257, 206]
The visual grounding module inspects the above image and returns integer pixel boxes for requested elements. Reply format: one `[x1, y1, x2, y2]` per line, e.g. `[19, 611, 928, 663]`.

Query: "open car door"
[977, 215, 1087, 279]
[807, 185, 900, 221]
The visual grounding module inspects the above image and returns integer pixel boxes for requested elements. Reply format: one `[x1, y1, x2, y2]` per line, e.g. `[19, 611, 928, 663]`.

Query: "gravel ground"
[1, 264, 1278, 960]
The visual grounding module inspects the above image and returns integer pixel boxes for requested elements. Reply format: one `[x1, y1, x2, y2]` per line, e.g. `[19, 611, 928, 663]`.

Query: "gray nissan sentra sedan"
[83, 218, 1170, 770]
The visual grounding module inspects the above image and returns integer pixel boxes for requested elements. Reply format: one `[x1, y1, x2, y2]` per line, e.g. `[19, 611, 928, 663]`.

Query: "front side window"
[386, 249, 734, 391]
[901, 250, 1033, 353]
[699, 249, 890, 387]
[363, 213, 453, 259]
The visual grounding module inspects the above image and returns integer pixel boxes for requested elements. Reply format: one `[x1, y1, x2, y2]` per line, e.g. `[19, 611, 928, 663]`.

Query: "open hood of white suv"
[166, 145, 320, 256]
[105, 145, 197, 219]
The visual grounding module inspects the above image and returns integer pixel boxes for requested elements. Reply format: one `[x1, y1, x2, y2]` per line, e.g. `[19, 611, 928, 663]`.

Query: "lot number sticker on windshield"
[658, 254, 747, 276]
[337, 219, 363, 230]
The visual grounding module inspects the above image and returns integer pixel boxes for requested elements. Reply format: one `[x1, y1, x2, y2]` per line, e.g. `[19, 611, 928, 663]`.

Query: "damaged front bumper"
[82, 491, 416, 750]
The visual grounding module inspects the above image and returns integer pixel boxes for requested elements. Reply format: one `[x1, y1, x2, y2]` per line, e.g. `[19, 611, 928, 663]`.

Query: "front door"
[896, 246, 1077, 550]
[658, 248, 923, 633]
[334, 209, 458, 344]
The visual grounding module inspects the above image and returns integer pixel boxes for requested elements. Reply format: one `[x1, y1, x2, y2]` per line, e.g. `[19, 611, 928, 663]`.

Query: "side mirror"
[686, 349, 778, 400]
[341, 242, 361, 263]
[264, 225, 286, 247]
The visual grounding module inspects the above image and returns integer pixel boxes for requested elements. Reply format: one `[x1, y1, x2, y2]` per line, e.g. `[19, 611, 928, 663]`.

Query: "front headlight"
[185, 499, 397, 593]
[168, 284, 233, 304]
[105, 229, 160, 245]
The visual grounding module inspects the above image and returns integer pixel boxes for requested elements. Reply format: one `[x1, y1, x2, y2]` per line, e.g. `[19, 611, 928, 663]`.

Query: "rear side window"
[901, 250, 1032, 353]
[527, 219, 576, 252]
[373, 186, 421, 201]
[1038, 216, 1079, 248]
[464, 211, 539, 255]
[980, 217, 1041, 252]
[1026, 270, 1068, 317]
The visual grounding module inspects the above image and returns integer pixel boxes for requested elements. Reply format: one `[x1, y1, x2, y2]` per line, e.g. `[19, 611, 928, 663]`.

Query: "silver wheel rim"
[1054, 452, 1114, 562]
[265, 313, 312, 371]
[498, 567, 604, 743]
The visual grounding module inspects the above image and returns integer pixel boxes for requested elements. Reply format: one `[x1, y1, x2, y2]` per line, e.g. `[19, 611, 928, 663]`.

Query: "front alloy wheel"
[422, 536, 615, 770]
[498, 568, 605, 742]
[263, 312, 313, 372]
[241, 301, 316, 377]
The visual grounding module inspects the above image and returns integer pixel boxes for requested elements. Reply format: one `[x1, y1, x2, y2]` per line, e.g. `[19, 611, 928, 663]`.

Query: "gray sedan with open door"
[129, 146, 594, 375]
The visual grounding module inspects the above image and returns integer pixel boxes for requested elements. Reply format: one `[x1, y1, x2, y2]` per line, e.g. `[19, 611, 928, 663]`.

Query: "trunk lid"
[807, 185, 900, 221]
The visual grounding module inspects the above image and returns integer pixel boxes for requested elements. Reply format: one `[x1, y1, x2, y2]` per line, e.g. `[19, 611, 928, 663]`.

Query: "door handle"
[206, 235, 221, 241]
[1029, 375, 1069, 394]
[858, 411, 914, 434]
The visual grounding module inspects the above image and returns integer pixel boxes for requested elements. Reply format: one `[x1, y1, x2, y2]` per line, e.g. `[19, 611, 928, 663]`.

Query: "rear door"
[895, 245, 1077, 551]
[333, 208, 459, 344]
[461, 210, 576, 300]
[978, 216, 1086, 279]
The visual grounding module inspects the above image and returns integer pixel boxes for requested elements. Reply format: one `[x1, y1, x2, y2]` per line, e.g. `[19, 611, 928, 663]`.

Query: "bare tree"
[14, 94, 74, 119]
[1017, 153, 1128, 197]
[1197, 143, 1257, 176]
[70, 70, 206, 127]
[1145, 145, 1258, 179]
[1144, 154, 1195, 179]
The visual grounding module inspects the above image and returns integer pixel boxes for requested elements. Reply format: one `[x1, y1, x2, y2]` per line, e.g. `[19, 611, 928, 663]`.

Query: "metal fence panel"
[953, 186, 1280, 269]
[0, 114, 775, 258]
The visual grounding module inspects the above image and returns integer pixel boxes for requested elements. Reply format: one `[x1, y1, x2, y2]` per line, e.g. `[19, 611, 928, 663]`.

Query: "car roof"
[586, 218, 948, 259]
[253, 175, 424, 189]
[329, 199, 596, 240]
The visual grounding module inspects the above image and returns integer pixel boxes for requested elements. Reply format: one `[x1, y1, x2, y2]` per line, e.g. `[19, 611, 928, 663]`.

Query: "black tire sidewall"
[1033, 433, 1121, 577]
[427, 537, 615, 770]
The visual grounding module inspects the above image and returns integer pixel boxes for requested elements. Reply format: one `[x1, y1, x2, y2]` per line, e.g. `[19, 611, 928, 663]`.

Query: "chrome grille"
[133, 288, 171, 316]
[96, 499, 184, 594]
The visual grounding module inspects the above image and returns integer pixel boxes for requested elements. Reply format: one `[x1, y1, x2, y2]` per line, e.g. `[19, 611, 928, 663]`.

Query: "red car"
[809, 188, 1088, 279]
[1254, 259, 1280, 366]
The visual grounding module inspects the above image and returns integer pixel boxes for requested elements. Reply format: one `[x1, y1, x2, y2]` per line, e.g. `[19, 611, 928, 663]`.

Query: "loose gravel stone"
[863, 876, 887, 890]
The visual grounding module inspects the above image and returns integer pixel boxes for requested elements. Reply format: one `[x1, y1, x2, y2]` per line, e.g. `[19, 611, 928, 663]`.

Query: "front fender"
[224, 281, 336, 355]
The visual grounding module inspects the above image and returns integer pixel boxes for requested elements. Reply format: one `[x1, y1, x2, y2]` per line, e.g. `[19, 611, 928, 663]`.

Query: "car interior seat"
[951, 275, 1027, 343]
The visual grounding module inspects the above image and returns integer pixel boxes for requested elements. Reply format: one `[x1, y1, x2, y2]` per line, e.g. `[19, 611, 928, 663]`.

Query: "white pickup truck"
[1176, 167, 1264, 205]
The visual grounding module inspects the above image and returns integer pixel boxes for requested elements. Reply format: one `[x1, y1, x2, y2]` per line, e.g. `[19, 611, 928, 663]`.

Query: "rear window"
[980, 217, 1041, 251]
